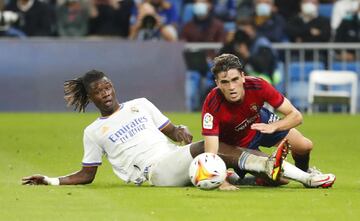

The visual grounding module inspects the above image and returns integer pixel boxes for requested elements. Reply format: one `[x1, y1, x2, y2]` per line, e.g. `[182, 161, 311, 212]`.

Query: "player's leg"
[148, 144, 194, 186]
[150, 140, 278, 186]
[256, 107, 313, 173]
[188, 140, 287, 182]
[215, 141, 288, 182]
[283, 128, 313, 172]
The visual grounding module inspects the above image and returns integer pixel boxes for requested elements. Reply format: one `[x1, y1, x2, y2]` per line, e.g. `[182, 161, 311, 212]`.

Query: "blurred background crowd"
[0, 0, 358, 43]
[0, 0, 359, 112]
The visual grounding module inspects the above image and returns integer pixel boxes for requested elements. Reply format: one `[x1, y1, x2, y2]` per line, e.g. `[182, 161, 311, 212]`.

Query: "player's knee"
[291, 137, 313, 154]
[301, 138, 313, 153]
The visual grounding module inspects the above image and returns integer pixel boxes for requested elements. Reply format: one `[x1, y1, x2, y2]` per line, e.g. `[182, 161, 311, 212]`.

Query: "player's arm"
[251, 98, 303, 134]
[204, 135, 219, 154]
[21, 166, 98, 186]
[161, 122, 193, 144]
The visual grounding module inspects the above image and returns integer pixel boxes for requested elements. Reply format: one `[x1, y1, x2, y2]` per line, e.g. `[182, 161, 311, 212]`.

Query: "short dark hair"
[64, 70, 106, 112]
[211, 54, 244, 78]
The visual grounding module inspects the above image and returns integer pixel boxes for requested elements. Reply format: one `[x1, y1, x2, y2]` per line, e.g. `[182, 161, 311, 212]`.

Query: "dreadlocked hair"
[64, 70, 106, 112]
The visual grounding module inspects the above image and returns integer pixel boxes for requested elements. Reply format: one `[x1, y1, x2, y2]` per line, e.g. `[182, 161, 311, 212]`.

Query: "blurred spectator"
[335, 3, 360, 61]
[181, 0, 225, 111]
[213, 0, 237, 22]
[56, 0, 90, 37]
[5, 0, 55, 36]
[286, 0, 331, 62]
[236, 0, 254, 20]
[220, 19, 278, 83]
[0, 0, 26, 37]
[89, 0, 134, 37]
[181, 0, 225, 42]
[253, 0, 286, 42]
[286, 0, 331, 43]
[275, 0, 301, 20]
[129, 0, 178, 41]
[331, 0, 359, 32]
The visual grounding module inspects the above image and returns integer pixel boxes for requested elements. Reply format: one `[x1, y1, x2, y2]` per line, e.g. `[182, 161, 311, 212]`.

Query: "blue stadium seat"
[288, 61, 325, 81]
[331, 62, 359, 73]
[318, 3, 334, 18]
[286, 62, 325, 110]
[182, 3, 194, 24]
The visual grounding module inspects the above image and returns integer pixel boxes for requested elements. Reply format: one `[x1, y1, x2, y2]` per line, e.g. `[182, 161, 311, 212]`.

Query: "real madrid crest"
[131, 106, 139, 113]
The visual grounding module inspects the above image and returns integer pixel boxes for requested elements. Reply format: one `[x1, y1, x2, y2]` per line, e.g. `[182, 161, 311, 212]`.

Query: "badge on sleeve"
[203, 113, 214, 129]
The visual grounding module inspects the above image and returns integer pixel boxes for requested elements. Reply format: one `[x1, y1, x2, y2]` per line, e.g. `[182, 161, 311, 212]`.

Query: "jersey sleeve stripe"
[208, 91, 224, 113]
[209, 99, 220, 111]
[207, 95, 217, 108]
[158, 119, 170, 130]
[82, 162, 102, 166]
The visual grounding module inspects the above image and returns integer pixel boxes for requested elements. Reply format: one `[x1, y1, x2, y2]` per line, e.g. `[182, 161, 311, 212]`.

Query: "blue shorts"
[247, 108, 289, 150]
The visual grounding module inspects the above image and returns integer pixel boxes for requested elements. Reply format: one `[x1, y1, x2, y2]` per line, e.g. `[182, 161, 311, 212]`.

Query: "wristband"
[43, 176, 60, 186]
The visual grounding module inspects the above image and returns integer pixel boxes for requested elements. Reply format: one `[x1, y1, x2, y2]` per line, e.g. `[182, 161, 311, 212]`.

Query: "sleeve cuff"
[82, 162, 102, 167]
[158, 119, 170, 131]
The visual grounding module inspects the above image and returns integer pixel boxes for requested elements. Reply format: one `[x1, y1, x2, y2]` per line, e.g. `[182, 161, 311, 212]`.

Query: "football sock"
[238, 152, 268, 173]
[292, 153, 310, 172]
[282, 161, 309, 184]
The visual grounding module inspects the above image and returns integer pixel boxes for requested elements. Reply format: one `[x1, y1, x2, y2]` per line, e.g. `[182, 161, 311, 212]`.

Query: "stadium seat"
[288, 61, 325, 82]
[308, 70, 358, 114]
[285, 62, 325, 110]
[318, 3, 334, 18]
[331, 62, 359, 73]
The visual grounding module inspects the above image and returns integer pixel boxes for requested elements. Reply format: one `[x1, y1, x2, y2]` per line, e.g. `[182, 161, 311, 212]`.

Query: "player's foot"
[265, 139, 290, 181]
[304, 173, 336, 188]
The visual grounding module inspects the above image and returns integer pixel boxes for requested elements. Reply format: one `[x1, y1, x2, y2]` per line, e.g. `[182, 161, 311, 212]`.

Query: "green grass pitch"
[1, 112, 360, 221]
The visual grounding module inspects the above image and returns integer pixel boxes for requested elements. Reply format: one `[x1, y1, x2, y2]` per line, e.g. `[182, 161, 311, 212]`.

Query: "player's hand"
[176, 125, 193, 145]
[218, 180, 238, 191]
[22, 175, 48, 185]
[251, 123, 277, 134]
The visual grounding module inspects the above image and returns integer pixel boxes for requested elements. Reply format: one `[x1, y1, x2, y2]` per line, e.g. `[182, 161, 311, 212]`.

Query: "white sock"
[283, 161, 310, 184]
[238, 152, 267, 173]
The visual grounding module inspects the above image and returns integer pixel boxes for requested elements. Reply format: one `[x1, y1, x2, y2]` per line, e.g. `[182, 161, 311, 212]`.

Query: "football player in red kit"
[201, 53, 335, 187]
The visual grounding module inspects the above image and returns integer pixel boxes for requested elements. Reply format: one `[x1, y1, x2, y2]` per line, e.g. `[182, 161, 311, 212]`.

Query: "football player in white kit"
[21, 70, 297, 188]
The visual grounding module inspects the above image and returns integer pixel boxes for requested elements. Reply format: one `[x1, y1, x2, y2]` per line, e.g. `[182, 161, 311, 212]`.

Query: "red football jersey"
[201, 76, 284, 147]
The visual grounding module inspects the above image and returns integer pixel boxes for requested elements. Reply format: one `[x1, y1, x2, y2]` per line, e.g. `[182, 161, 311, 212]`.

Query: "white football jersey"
[82, 98, 178, 183]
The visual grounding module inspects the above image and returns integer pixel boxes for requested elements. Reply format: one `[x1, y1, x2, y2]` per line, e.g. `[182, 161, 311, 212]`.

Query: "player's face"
[215, 69, 245, 103]
[87, 77, 120, 116]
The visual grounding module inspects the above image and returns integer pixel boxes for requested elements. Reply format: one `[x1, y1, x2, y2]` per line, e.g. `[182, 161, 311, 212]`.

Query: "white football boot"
[305, 173, 336, 188]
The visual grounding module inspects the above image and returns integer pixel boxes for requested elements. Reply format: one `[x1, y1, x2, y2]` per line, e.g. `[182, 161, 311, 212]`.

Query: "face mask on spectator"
[301, 2, 318, 17]
[193, 2, 208, 17]
[255, 3, 271, 17]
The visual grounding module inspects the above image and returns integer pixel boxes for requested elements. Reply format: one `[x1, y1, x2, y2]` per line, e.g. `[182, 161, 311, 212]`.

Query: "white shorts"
[148, 144, 193, 186]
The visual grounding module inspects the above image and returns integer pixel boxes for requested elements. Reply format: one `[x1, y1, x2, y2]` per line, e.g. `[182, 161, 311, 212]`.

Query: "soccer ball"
[189, 153, 227, 190]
